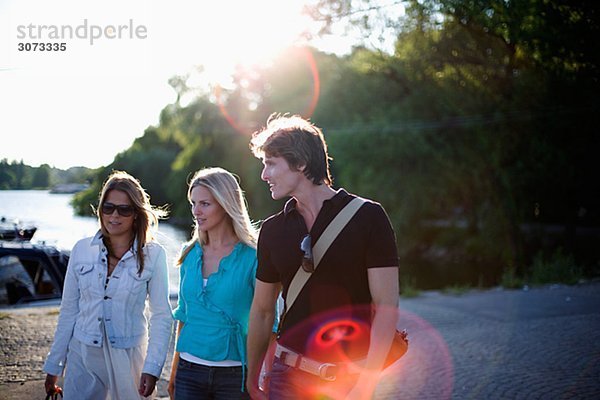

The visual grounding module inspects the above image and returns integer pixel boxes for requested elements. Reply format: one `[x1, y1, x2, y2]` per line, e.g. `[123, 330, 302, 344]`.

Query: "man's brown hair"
[250, 114, 333, 185]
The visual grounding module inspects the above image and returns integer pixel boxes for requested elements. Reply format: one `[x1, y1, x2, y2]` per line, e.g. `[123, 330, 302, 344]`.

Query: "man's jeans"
[268, 358, 355, 400]
[174, 359, 249, 400]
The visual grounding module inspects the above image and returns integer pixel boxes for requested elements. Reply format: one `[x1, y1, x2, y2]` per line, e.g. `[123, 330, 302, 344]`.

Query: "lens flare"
[214, 47, 320, 136]
[274, 304, 454, 399]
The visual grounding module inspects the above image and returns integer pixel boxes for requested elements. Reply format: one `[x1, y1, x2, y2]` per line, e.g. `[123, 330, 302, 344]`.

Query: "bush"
[400, 275, 420, 298]
[441, 284, 471, 296]
[501, 265, 525, 289]
[529, 248, 582, 285]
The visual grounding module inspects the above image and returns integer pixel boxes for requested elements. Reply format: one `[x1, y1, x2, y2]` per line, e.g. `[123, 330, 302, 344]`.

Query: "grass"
[401, 247, 586, 295]
[441, 284, 471, 296]
[529, 248, 583, 285]
[0, 312, 10, 320]
[500, 248, 584, 289]
[501, 265, 525, 289]
[400, 276, 420, 298]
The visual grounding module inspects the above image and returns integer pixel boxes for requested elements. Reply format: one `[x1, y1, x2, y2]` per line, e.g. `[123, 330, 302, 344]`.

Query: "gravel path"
[1, 282, 599, 399]
[0, 304, 178, 400]
[377, 282, 600, 399]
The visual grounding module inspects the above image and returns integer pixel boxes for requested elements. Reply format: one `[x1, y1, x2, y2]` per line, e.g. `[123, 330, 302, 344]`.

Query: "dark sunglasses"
[102, 202, 135, 217]
[300, 234, 314, 273]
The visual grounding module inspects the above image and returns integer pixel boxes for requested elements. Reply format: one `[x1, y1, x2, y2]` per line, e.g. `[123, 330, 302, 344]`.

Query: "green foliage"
[0, 160, 32, 189]
[31, 164, 51, 188]
[0, 160, 17, 189]
[529, 248, 583, 286]
[51, 166, 95, 186]
[0, 159, 94, 190]
[66, 0, 599, 290]
[441, 284, 471, 296]
[400, 275, 420, 298]
[71, 189, 94, 216]
[501, 265, 525, 289]
[500, 248, 584, 288]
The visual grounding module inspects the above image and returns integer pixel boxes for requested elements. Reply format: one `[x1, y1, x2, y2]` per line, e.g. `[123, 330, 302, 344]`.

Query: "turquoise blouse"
[173, 241, 272, 370]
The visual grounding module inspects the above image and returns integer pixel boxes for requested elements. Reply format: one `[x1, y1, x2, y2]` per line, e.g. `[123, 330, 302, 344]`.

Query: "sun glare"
[177, 0, 317, 85]
[2, 0, 325, 169]
[219, 1, 312, 65]
[153, 1, 322, 133]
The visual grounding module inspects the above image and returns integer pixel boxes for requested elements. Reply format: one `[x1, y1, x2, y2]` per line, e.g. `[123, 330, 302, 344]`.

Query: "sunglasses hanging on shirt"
[300, 234, 314, 273]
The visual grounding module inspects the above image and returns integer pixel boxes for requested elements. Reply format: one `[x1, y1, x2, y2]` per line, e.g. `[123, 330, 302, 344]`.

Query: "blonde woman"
[168, 167, 274, 399]
[44, 170, 173, 399]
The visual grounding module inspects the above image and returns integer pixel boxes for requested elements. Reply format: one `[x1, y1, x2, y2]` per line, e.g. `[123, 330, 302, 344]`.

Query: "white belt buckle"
[318, 363, 337, 381]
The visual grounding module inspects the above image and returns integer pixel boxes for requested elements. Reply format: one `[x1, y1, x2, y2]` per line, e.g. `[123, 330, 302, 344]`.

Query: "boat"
[0, 217, 37, 241]
[49, 183, 90, 194]
[0, 240, 69, 306]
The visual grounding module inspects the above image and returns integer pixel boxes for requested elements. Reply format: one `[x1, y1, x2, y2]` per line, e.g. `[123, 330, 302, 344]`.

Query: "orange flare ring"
[313, 319, 363, 348]
[214, 47, 320, 135]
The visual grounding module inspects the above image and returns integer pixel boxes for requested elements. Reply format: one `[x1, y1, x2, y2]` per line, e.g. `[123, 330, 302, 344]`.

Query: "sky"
[0, 0, 400, 170]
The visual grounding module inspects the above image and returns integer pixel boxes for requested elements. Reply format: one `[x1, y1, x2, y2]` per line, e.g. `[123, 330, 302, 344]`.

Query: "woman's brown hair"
[96, 170, 168, 274]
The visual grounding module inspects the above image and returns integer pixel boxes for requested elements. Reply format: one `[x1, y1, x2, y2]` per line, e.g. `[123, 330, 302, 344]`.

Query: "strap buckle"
[280, 351, 300, 368]
[318, 363, 338, 381]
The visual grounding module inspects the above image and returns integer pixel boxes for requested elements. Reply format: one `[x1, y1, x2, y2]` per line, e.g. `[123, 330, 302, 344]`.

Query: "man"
[247, 114, 399, 399]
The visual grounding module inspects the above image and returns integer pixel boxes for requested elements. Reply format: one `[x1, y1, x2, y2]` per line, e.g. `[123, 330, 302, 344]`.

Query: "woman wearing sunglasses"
[43, 170, 173, 399]
[167, 167, 276, 399]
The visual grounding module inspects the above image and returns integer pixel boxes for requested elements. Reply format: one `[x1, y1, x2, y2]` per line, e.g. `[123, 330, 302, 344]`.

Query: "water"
[0, 190, 189, 294]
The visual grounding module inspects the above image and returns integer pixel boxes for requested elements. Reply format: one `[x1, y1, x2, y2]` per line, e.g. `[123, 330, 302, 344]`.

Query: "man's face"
[260, 155, 305, 200]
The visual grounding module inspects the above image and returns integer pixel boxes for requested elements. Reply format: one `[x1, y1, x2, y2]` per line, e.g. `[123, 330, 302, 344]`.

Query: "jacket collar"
[91, 230, 140, 256]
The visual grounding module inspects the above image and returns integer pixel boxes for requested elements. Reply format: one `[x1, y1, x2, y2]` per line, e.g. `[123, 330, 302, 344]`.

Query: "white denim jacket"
[43, 231, 173, 378]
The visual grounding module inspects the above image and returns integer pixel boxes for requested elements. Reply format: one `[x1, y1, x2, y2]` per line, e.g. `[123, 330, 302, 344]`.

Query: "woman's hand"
[138, 373, 158, 397]
[44, 374, 60, 395]
[168, 348, 181, 399]
[167, 378, 175, 399]
[247, 381, 268, 400]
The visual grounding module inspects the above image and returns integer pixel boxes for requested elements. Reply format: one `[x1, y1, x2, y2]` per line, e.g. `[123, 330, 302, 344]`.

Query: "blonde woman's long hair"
[97, 170, 168, 274]
[177, 167, 257, 265]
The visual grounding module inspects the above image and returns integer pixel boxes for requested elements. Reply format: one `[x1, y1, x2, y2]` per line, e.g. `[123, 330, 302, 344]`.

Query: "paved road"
[377, 282, 600, 399]
[1, 282, 599, 399]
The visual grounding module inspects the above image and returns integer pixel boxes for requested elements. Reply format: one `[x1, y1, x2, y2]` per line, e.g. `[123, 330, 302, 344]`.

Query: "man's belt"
[274, 343, 339, 381]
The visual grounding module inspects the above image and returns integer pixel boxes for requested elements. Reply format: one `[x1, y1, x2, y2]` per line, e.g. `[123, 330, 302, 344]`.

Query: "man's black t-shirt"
[256, 189, 399, 362]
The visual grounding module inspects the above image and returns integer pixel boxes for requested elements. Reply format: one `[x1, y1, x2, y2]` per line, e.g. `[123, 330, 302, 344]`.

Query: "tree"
[70, 0, 600, 285]
[31, 164, 51, 188]
[306, 0, 600, 274]
[0, 159, 16, 189]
